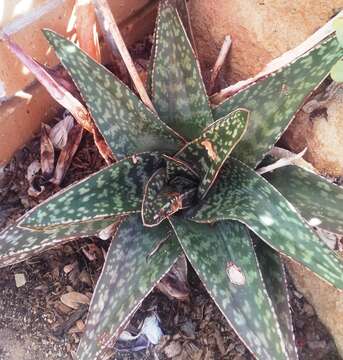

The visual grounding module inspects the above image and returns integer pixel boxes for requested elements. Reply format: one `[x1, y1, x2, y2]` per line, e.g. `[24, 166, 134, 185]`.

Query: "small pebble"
[14, 273, 26, 288]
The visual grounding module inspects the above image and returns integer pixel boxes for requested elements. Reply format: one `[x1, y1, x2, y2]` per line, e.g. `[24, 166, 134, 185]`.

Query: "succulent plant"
[1, 2, 343, 359]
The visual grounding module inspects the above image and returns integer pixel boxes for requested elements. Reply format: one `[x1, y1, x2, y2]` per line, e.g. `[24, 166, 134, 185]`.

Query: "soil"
[0, 130, 341, 360]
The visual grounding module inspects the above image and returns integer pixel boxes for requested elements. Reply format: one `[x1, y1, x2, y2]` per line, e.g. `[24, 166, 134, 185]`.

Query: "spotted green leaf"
[265, 165, 343, 235]
[0, 217, 117, 268]
[77, 215, 181, 360]
[170, 218, 288, 359]
[142, 168, 168, 226]
[213, 35, 343, 167]
[330, 59, 343, 82]
[168, 0, 196, 49]
[147, 0, 195, 97]
[151, 1, 213, 139]
[255, 241, 298, 360]
[21, 153, 163, 230]
[333, 17, 343, 47]
[142, 167, 196, 227]
[191, 158, 343, 289]
[177, 109, 249, 198]
[163, 155, 199, 183]
[43, 30, 184, 158]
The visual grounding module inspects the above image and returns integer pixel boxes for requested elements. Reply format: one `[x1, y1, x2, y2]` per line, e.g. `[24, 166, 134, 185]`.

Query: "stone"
[281, 88, 343, 177]
[189, 0, 341, 83]
[14, 273, 26, 288]
[286, 255, 343, 357]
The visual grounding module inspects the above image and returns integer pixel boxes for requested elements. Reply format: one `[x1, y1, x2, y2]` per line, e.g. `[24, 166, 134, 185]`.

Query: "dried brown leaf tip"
[74, 0, 101, 62]
[40, 124, 55, 179]
[201, 139, 218, 161]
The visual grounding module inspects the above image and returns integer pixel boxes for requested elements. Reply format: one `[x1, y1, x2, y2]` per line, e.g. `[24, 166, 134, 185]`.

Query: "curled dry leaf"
[26, 160, 41, 183]
[26, 160, 45, 197]
[50, 124, 83, 185]
[117, 314, 163, 352]
[157, 254, 190, 301]
[2, 32, 113, 164]
[40, 124, 55, 178]
[74, 0, 101, 62]
[60, 291, 90, 310]
[257, 147, 308, 175]
[2, 33, 94, 133]
[50, 115, 74, 150]
[43, 65, 79, 96]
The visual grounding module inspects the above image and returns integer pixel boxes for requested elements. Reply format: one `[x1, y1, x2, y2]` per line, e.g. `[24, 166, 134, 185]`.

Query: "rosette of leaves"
[1, 2, 343, 359]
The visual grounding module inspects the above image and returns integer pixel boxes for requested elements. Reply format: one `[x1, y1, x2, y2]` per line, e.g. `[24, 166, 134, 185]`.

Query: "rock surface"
[286, 256, 343, 357]
[189, 0, 341, 83]
[281, 88, 343, 177]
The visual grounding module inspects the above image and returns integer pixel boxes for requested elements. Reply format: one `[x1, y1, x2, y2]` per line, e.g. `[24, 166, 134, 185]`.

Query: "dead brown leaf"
[60, 291, 90, 310]
[74, 0, 101, 62]
[26, 160, 45, 197]
[50, 115, 74, 150]
[40, 124, 55, 179]
[157, 255, 190, 301]
[51, 124, 83, 185]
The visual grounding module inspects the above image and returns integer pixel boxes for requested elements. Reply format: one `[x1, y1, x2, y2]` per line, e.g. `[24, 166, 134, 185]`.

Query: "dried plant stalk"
[92, 0, 155, 112]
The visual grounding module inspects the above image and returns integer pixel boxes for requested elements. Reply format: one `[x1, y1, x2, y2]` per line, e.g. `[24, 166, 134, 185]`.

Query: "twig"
[92, 0, 155, 112]
[52, 305, 88, 337]
[257, 147, 307, 175]
[209, 35, 231, 94]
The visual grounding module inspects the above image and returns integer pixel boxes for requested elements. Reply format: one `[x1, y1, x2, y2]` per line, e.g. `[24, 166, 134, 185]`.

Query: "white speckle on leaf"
[308, 217, 322, 227]
[226, 262, 246, 286]
[259, 214, 274, 226]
